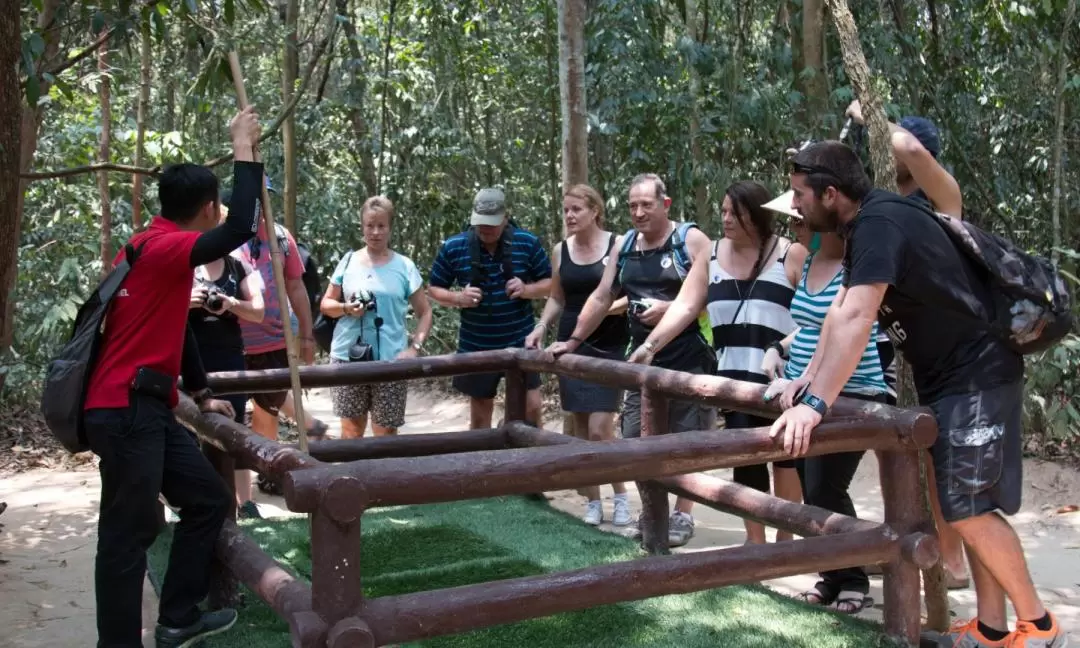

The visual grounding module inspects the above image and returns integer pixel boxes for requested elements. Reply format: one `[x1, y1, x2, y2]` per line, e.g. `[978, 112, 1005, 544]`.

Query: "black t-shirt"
[188, 256, 252, 354]
[842, 190, 1022, 403]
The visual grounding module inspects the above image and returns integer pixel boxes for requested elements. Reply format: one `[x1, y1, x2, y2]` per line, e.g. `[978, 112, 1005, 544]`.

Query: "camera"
[349, 288, 377, 313]
[628, 299, 653, 317]
[196, 279, 226, 311]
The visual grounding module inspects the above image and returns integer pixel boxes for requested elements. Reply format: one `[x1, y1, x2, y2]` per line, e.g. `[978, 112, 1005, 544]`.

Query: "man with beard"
[770, 141, 1063, 648]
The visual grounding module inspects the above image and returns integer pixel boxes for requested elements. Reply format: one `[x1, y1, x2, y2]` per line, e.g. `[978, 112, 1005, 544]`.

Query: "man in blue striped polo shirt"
[428, 188, 552, 429]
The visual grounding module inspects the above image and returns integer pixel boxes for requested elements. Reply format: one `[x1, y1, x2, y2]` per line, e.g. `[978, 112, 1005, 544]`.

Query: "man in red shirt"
[82, 108, 262, 648]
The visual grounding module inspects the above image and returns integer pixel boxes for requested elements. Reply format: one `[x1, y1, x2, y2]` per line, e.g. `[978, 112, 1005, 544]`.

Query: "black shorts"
[452, 370, 542, 400]
[928, 381, 1023, 523]
[620, 390, 717, 439]
[244, 348, 290, 415]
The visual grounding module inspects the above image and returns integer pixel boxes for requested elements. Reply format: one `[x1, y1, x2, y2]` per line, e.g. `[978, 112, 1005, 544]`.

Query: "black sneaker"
[238, 500, 262, 520]
[256, 474, 283, 497]
[155, 608, 238, 647]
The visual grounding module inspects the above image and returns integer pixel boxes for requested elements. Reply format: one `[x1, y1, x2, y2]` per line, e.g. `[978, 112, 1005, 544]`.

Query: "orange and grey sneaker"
[922, 619, 1008, 648]
[1007, 614, 1068, 647]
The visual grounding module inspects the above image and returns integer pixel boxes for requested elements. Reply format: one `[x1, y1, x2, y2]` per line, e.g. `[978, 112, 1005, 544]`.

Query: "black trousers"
[794, 391, 887, 596]
[85, 393, 230, 647]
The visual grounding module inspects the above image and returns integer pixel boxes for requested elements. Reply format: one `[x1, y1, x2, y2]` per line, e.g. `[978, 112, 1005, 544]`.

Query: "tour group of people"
[81, 100, 1064, 648]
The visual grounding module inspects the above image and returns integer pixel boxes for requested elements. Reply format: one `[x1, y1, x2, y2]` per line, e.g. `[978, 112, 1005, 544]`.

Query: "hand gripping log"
[228, 52, 309, 453]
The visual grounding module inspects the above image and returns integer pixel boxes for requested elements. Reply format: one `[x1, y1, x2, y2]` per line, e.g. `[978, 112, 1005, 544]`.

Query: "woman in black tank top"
[188, 249, 265, 517]
[525, 184, 632, 527]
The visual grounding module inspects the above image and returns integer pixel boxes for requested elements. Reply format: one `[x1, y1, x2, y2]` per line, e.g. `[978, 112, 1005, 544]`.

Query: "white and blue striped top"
[784, 255, 888, 395]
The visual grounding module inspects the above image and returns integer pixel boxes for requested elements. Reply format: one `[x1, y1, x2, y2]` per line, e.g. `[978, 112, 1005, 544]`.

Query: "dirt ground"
[1, 387, 1078, 647]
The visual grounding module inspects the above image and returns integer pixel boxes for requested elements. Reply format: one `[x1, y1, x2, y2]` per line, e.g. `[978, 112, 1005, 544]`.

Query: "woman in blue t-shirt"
[319, 196, 433, 437]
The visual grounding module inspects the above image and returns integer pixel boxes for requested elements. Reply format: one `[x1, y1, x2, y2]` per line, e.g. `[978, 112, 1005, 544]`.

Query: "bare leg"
[371, 424, 397, 436]
[234, 470, 252, 505]
[952, 512, 1046, 623]
[964, 538, 1009, 632]
[925, 452, 970, 580]
[279, 396, 324, 433]
[589, 412, 627, 495]
[340, 416, 367, 439]
[772, 466, 803, 542]
[469, 397, 494, 430]
[525, 388, 542, 426]
[573, 412, 601, 502]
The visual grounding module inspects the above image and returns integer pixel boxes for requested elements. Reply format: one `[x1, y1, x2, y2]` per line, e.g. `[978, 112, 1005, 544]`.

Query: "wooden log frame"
[182, 349, 939, 648]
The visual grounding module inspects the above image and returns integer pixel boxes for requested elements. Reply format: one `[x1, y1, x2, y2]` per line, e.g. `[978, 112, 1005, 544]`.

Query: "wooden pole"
[228, 51, 309, 453]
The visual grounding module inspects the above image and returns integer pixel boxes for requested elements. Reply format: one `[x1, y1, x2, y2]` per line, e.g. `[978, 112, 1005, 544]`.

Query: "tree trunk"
[0, 0, 21, 393]
[1050, 0, 1078, 269]
[340, 0, 377, 198]
[97, 36, 113, 275]
[824, 0, 896, 192]
[376, 0, 398, 192]
[558, 0, 588, 190]
[802, 0, 828, 133]
[281, 0, 300, 232]
[683, 0, 709, 224]
[825, 0, 948, 632]
[132, 14, 152, 232]
[5, 0, 62, 370]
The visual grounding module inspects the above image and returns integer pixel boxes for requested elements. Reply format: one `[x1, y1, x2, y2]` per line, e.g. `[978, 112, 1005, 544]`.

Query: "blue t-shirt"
[429, 227, 552, 352]
[330, 251, 424, 362]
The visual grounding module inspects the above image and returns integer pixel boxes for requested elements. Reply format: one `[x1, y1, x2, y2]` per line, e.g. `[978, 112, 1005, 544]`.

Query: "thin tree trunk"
[0, 0, 21, 392]
[824, 0, 948, 632]
[341, 0, 377, 197]
[97, 35, 113, 275]
[683, 0, 708, 224]
[132, 15, 152, 232]
[1050, 0, 1077, 269]
[558, 0, 588, 189]
[282, 0, 300, 232]
[376, 0, 398, 191]
[5, 0, 62, 367]
[802, 0, 828, 133]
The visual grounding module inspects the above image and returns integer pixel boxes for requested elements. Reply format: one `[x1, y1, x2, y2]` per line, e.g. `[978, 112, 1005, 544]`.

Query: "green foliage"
[8, 0, 1080, 456]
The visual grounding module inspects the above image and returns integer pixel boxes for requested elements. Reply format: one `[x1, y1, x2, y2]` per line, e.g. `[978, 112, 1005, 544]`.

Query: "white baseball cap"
[761, 190, 801, 220]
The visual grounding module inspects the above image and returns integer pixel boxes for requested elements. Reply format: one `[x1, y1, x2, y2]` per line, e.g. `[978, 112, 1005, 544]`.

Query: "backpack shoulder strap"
[499, 227, 516, 281]
[615, 228, 638, 279]
[672, 221, 698, 279]
[467, 227, 484, 286]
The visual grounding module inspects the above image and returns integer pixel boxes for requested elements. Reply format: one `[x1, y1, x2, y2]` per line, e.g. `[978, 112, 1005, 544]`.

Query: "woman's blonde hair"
[564, 184, 605, 229]
[361, 195, 395, 225]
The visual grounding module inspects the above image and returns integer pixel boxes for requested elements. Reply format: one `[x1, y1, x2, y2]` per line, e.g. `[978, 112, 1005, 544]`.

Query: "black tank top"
[188, 256, 248, 353]
[557, 234, 628, 354]
[617, 228, 710, 369]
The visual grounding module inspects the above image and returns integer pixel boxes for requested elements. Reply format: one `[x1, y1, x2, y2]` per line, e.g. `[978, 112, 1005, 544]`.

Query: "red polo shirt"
[83, 217, 201, 410]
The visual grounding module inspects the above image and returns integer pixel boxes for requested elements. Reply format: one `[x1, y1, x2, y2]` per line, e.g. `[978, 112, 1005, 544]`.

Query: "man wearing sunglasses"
[771, 141, 1062, 648]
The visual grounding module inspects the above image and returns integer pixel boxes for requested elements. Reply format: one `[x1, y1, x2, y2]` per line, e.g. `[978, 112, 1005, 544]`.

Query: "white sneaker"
[583, 500, 604, 526]
[668, 512, 695, 547]
[612, 497, 632, 526]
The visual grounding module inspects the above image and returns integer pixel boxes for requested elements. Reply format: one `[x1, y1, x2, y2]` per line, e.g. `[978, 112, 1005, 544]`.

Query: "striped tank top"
[707, 239, 796, 385]
[784, 254, 887, 395]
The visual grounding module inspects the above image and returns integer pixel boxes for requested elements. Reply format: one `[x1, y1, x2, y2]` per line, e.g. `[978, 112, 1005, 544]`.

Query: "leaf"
[224, 0, 235, 24]
[24, 74, 40, 107]
[91, 11, 106, 35]
[28, 34, 45, 57]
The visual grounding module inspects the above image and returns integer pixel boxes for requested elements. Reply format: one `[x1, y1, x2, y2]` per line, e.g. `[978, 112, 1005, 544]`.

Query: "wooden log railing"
[173, 349, 939, 648]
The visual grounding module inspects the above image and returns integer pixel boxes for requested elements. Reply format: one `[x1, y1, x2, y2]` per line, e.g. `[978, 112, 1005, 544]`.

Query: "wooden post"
[203, 442, 241, 609]
[878, 449, 925, 647]
[638, 388, 671, 555]
[227, 52, 309, 453]
[504, 368, 528, 423]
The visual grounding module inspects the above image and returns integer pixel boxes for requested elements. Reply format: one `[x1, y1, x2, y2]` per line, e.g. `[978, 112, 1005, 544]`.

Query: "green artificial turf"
[148, 497, 897, 648]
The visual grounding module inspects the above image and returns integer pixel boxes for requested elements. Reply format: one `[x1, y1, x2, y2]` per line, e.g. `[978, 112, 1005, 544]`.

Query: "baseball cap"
[899, 116, 941, 158]
[762, 190, 801, 219]
[471, 188, 506, 227]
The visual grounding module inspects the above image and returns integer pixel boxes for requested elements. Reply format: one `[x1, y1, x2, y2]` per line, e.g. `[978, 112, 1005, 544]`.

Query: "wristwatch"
[411, 341, 423, 352]
[799, 391, 829, 417]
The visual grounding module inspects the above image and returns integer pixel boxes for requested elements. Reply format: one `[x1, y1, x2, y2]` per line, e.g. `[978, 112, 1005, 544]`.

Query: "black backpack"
[880, 195, 1073, 355]
[41, 243, 144, 453]
[295, 240, 323, 317]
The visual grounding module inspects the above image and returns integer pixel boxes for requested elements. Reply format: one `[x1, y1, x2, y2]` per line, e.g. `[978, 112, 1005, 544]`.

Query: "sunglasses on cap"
[789, 160, 851, 195]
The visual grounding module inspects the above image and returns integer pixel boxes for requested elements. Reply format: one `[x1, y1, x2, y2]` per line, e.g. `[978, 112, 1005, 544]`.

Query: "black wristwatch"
[768, 341, 787, 359]
[799, 391, 829, 417]
[191, 388, 213, 405]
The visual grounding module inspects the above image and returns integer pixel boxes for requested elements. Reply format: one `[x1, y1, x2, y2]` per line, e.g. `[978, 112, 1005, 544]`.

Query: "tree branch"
[21, 19, 339, 181]
[21, 162, 162, 180]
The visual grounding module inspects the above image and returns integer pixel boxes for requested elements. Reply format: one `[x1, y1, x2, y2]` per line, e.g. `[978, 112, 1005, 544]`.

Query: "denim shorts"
[928, 381, 1023, 522]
